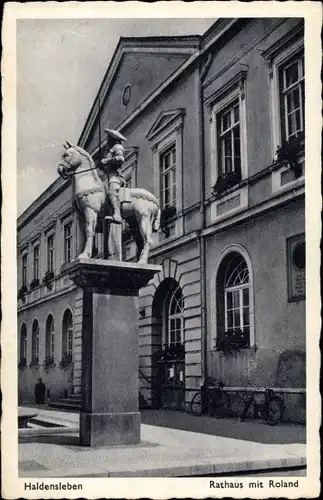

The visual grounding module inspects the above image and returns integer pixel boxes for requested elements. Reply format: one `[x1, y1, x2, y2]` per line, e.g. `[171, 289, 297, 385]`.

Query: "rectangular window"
[47, 234, 55, 272]
[279, 53, 304, 141]
[160, 145, 176, 209]
[22, 254, 28, 287]
[64, 223, 73, 263]
[33, 245, 40, 280]
[224, 287, 250, 333]
[68, 326, 73, 356]
[216, 99, 241, 177]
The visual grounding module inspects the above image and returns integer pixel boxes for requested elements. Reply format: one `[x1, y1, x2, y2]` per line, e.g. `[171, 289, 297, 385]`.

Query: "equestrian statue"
[57, 131, 160, 264]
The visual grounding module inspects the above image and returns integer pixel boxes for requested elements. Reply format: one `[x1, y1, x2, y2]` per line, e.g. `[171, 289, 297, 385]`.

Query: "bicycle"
[190, 381, 230, 417]
[239, 388, 284, 425]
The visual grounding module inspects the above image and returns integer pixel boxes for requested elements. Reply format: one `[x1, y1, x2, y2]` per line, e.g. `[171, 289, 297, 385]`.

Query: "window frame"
[279, 53, 304, 142]
[148, 109, 185, 240]
[47, 232, 55, 273]
[31, 319, 40, 362]
[270, 38, 304, 152]
[45, 315, 55, 360]
[63, 221, 73, 264]
[20, 324, 28, 362]
[165, 285, 185, 347]
[62, 309, 74, 358]
[211, 245, 255, 351]
[223, 256, 250, 335]
[211, 85, 248, 185]
[21, 252, 28, 287]
[32, 243, 40, 281]
[159, 143, 177, 211]
[268, 37, 305, 192]
[216, 98, 241, 178]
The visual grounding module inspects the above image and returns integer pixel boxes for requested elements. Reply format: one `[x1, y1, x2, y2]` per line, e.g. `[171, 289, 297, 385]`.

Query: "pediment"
[146, 109, 185, 142]
[79, 36, 200, 152]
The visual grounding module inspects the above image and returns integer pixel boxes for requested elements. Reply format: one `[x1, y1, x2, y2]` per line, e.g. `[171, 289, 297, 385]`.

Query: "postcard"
[1, 1, 321, 498]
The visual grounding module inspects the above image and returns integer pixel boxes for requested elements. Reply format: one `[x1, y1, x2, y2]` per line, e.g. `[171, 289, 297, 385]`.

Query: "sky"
[17, 18, 215, 215]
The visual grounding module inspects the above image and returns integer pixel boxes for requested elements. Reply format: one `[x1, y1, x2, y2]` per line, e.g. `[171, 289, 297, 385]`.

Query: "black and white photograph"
[1, 2, 321, 498]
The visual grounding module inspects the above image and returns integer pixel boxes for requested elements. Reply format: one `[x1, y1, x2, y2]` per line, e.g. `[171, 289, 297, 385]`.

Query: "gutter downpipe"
[198, 51, 212, 389]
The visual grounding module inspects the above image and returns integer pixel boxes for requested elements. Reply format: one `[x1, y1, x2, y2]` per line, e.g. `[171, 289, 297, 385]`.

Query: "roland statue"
[101, 128, 127, 224]
[57, 132, 161, 263]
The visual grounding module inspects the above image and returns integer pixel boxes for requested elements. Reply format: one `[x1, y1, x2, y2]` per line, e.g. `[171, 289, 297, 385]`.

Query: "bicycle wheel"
[190, 391, 203, 416]
[265, 396, 284, 425]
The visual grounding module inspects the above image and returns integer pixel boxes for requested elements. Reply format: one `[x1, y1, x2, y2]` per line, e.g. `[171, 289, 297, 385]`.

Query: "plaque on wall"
[287, 233, 306, 301]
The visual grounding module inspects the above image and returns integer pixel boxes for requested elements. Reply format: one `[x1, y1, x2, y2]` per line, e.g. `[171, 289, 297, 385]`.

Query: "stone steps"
[49, 392, 148, 411]
[49, 396, 81, 411]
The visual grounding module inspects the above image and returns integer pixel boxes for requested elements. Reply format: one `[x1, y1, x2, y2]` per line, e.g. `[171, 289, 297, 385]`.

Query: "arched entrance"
[152, 278, 185, 410]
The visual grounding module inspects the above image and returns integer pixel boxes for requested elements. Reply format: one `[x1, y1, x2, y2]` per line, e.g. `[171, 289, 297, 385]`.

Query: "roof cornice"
[77, 36, 201, 148]
[82, 19, 239, 157]
[17, 176, 71, 230]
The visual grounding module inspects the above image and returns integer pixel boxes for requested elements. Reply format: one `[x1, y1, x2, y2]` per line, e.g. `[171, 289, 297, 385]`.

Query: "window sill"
[211, 345, 257, 354]
[271, 163, 305, 194]
[206, 178, 248, 205]
[208, 183, 248, 223]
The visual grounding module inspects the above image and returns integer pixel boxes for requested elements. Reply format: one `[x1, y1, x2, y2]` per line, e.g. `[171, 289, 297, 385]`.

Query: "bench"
[18, 408, 38, 428]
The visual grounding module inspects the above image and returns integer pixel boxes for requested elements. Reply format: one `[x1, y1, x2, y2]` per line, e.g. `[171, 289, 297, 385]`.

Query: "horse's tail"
[153, 205, 161, 232]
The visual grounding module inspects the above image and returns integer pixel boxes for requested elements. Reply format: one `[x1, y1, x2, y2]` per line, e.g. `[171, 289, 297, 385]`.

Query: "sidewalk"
[18, 407, 306, 478]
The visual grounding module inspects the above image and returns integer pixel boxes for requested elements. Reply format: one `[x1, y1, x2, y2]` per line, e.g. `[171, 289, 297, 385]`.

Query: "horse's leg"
[132, 224, 144, 262]
[138, 213, 152, 264]
[78, 207, 97, 259]
[75, 207, 86, 257]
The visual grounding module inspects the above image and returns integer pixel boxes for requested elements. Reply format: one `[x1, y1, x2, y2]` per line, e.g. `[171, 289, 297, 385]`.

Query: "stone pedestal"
[61, 257, 161, 447]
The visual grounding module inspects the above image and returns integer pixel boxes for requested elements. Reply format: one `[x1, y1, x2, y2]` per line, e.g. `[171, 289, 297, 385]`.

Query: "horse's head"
[57, 142, 84, 179]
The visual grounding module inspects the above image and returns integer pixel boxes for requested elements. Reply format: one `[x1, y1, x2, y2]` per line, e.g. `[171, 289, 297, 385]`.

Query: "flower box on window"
[59, 352, 73, 369]
[29, 357, 39, 368]
[18, 285, 28, 302]
[18, 357, 27, 369]
[30, 278, 40, 290]
[216, 328, 250, 354]
[275, 133, 304, 178]
[160, 205, 177, 237]
[43, 356, 55, 368]
[42, 271, 55, 290]
[213, 171, 241, 196]
[156, 342, 185, 362]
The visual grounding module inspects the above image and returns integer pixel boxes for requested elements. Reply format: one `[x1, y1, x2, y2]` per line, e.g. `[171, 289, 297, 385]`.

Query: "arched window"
[45, 315, 55, 360]
[62, 309, 73, 359]
[31, 319, 40, 363]
[216, 252, 252, 349]
[19, 324, 27, 364]
[166, 285, 185, 347]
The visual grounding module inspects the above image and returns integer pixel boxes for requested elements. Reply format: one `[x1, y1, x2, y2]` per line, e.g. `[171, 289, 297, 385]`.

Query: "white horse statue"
[57, 143, 160, 263]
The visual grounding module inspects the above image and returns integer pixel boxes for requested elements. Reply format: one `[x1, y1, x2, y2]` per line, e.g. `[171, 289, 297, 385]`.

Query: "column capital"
[61, 257, 161, 295]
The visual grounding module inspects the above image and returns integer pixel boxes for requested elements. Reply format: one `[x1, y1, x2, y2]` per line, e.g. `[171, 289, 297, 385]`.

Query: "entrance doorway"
[152, 278, 185, 410]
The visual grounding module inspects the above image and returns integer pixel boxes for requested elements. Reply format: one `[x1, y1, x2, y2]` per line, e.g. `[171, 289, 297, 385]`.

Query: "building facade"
[18, 18, 305, 421]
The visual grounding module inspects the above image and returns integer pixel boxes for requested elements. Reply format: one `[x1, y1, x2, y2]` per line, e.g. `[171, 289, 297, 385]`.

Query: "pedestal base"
[61, 258, 161, 448]
[80, 412, 141, 447]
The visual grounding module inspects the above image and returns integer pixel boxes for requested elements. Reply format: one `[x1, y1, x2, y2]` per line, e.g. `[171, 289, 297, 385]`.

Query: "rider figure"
[101, 128, 127, 223]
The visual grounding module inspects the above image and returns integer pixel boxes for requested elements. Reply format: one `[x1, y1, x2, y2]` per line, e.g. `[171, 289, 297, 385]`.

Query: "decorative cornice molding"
[31, 233, 41, 245]
[146, 108, 186, 142]
[204, 68, 248, 107]
[43, 220, 57, 235]
[19, 243, 29, 254]
[59, 206, 74, 223]
[202, 18, 287, 90]
[259, 22, 304, 64]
